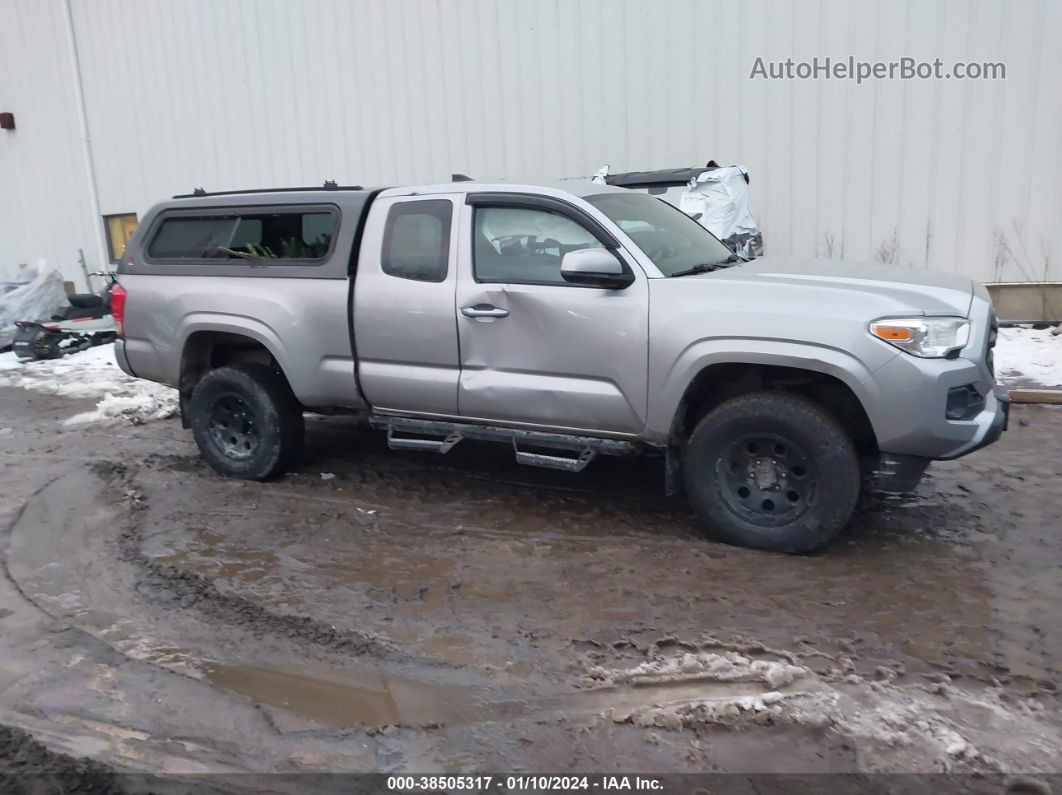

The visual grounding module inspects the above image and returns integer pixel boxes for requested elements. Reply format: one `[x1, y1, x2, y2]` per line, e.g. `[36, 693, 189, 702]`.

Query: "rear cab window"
[380, 200, 452, 283]
[146, 207, 338, 263]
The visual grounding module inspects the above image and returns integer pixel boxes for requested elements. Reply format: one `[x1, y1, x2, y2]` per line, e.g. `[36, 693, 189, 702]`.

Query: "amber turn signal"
[870, 325, 914, 342]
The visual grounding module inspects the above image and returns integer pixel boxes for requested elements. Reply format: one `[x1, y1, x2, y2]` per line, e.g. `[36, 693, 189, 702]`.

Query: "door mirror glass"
[560, 248, 633, 289]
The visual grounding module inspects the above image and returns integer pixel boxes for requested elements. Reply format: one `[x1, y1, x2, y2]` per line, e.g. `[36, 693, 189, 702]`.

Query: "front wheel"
[683, 391, 860, 553]
[189, 363, 304, 480]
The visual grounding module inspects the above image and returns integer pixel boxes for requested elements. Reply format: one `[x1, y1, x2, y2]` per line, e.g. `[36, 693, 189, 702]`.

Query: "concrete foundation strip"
[1009, 388, 1062, 405]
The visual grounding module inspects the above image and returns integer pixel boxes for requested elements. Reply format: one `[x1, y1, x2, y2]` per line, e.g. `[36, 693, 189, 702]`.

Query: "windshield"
[585, 192, 737, 276]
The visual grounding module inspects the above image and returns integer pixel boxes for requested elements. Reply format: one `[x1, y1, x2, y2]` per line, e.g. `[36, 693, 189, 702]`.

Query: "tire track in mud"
[140, 441, 1062, 695]
[95, 460, 460, 667]
[6, 463, 513, 733]
[6, 451, 1062, 774]
[8, 464, 411, 668]
[144, 448, 704, 547]
[4, 462, 834, 735]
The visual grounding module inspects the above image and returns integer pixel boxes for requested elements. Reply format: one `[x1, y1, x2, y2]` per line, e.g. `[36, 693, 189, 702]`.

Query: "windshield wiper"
[668, 254, 743, 277]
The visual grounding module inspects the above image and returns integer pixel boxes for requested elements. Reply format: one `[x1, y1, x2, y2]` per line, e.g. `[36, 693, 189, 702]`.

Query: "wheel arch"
[658, 344, 881, 494]
[671, 361, 877, 449]
[178, 322, 297, 425]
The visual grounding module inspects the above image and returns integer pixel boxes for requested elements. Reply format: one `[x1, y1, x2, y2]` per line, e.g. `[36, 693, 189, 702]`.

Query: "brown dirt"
[0, 386, 1060, 787]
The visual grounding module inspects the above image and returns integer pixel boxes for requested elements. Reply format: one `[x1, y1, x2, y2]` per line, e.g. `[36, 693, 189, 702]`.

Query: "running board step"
[513, 443, 595, 472]
[369, 415, 639, 471]
[386, 427, 463, 453]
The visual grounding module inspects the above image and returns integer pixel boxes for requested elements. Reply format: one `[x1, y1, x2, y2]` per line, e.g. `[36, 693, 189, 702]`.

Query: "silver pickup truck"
[113, 180, 1008, 553]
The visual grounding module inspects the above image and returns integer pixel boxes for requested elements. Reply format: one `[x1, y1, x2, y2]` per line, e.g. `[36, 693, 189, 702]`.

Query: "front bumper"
[864, 290, 1011, 462]
[934, 383, 1009, 459]
[870, 354, 1010, 461]
[873, 385, 1008, 493]
[973, 383, 1010, 449]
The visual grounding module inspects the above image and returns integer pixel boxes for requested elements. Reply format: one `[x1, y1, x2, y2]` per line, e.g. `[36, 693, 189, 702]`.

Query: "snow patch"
[0, 343, 178, 426]
[612, 651, 810, 689]
[996, 326, 1062, 388]
[594, 645, 1060, 773]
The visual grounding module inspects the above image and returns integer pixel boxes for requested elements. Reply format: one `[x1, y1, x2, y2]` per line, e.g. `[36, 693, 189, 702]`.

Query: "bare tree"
[822, 232, 836, 259]
[875, 228, 900, 264]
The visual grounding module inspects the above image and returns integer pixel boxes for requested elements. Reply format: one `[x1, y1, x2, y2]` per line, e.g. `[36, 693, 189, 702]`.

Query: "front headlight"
[869, 316, 970, 358]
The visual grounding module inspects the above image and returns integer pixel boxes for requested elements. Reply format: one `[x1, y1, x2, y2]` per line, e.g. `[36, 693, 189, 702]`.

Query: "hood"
[707, 257, 974, 317]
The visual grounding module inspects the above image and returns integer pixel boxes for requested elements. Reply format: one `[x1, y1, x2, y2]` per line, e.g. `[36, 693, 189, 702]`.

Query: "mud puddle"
[202, 663, 481, 728]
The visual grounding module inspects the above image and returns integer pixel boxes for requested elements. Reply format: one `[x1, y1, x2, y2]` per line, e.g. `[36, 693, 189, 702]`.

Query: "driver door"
[455, 196, 649, 434]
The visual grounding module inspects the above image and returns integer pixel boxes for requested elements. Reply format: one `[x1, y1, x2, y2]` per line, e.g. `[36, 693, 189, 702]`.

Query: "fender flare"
[655, 338, 882, 496]
[176, 313, 296, 393]
[652, 337, 881, 444]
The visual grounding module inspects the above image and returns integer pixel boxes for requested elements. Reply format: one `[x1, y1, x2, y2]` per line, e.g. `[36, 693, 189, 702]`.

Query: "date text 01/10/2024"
[386, 775, 664, 791]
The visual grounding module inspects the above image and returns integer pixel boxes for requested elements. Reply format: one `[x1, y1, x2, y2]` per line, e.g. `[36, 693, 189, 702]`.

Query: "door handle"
[461, 305, 509, 318]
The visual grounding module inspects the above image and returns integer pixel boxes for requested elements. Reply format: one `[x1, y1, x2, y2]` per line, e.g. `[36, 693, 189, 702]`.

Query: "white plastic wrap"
[678, 166, 763, 258]
[0, 265, 67, 348]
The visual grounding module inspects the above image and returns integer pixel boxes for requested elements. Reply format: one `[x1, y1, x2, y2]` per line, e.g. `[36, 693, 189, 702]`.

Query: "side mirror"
[560, 248, 634, 289]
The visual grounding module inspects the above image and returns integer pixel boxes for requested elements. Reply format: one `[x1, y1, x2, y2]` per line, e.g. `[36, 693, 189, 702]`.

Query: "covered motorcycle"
[12, 272, 118, 360]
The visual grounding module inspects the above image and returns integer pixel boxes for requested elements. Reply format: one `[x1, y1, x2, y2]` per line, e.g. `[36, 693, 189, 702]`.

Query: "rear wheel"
[189, 362, 303, 480]
[683, 391, 860, 553]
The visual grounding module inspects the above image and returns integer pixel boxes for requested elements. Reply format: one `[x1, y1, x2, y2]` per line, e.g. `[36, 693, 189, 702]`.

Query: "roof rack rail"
[173, 181, 365, 199]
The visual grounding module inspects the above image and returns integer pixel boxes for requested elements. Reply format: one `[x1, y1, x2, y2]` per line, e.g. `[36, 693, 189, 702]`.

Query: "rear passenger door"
[352, 195, 461, 415]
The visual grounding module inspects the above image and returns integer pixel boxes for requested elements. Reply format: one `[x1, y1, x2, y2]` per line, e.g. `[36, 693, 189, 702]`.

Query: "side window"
[381, 200, 452, 283]
[473, 207, 601, 285]
[148, 216, 237, 259]
[146, 209, 337, 261]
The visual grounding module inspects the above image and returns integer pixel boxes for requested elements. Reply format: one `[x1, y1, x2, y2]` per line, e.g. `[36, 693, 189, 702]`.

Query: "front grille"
[986, 312, 998, 377]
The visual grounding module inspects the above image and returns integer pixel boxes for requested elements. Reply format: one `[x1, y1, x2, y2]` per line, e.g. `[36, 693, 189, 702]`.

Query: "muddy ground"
[0, 385, 1060, 793]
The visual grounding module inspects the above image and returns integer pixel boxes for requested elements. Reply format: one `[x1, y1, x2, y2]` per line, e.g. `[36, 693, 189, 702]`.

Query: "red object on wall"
[0, 113, 14, 130]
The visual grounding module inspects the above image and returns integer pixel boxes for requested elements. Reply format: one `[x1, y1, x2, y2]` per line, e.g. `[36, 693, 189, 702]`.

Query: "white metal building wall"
[1, 0, 1060, 288]
[0, 0, 102, 285]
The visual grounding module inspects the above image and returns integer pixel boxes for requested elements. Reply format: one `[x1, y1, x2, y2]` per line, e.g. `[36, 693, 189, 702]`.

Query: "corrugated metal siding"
[2, 0, 1060, 286]
[0, 0, 100, 285]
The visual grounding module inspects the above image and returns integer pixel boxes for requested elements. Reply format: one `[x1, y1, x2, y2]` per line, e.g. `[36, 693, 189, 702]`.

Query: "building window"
[105, 213, 139, 262]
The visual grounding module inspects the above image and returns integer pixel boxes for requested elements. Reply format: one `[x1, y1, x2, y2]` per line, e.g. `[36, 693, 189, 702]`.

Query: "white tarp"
[0, 264, 66, 349]
[678, 166, 762, 258]
[589, 163, 764, 258]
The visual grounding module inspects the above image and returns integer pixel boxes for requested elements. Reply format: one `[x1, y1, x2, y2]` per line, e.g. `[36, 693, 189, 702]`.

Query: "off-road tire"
[189, 363, 304, 481]
[683, 391, 860, 553]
